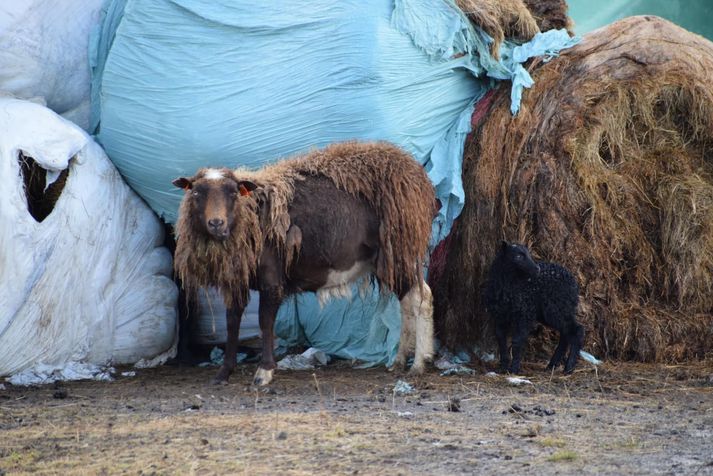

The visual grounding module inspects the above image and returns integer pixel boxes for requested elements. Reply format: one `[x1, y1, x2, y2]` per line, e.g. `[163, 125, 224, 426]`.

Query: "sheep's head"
[173, 168, 257, 241]
[500, 241, 540, 278]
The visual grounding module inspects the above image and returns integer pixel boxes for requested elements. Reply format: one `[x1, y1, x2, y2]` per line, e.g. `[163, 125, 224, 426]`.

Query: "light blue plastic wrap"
[91, 0, 577, 365]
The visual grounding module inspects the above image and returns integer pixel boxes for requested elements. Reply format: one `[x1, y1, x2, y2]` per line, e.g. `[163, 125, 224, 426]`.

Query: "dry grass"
[0, 362, 710, 475]
[455, 0, 540, 59]
[547, 450, 578, 462]
[432, 16, 713, 362]
[521, 0, 572, 34]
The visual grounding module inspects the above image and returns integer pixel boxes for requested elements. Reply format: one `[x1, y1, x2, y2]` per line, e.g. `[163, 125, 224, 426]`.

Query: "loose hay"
[521, 0, 573, 34]
[455, 0, 540, 59]
[433, 16, 713, 362]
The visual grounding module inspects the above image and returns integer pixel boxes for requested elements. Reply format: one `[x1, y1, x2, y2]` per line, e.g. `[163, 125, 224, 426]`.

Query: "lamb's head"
[499, 241, 540, 278]
[173, 168, 257, 241]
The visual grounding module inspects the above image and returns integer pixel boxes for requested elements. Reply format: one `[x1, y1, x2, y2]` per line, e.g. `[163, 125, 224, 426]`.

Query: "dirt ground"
[1, 358, 712, 475]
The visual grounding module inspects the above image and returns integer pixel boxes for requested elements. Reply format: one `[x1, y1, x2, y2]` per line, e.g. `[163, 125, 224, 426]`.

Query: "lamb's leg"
[509, 318, 528, 374]
[213, 303, 244, 384]
[563, 323, 584, 374]
[495, 321, 510, 373]
[409, 281, 434, 375]
[253, 288, 282, 386]
[546, 332, 568, 371]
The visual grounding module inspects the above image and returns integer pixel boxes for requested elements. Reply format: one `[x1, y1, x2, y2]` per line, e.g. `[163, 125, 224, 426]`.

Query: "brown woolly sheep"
[173, 141, 436, 386]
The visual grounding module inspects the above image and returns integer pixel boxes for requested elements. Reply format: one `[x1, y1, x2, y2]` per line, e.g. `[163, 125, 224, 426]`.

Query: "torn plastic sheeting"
[274, 286, 402, 367]
[0, 98, 178, 378]
[392, 0, 581, 115]
[276, 348, 330, 371]
[200, 347, 248, 367]
[7, 363, 115, 386]
[440, 366, 475, 376]
[0, 1, 105, 130]
[393, 380, 415, 395]
[506, 376, 533, 386]
[91, 0, 577, 367]
[506, 29, 581, 114]
[579, 350, 603, 366]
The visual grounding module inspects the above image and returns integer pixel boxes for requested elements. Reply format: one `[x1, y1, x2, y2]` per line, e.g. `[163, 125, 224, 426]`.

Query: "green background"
[568, 0, 713, 40]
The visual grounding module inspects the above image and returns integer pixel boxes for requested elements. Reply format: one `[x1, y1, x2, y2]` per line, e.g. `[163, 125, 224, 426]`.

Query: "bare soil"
[1, 359, 712, 475]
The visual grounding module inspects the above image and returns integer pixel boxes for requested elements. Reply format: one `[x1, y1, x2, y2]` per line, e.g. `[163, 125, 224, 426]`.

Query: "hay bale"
[521, 0, 573, 34]
[455, 0, 540, 59]
[432, 16, 713, 362]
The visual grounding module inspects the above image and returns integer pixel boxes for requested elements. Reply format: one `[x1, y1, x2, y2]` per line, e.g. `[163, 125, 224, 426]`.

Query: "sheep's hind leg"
[397, 280, 434, 375]
[391, 297, 415, 372]
[213, 303, 244, 385]
[411, 281, 434, 374]
[546, 332, 568, 371]
[563, 323, 584, 375]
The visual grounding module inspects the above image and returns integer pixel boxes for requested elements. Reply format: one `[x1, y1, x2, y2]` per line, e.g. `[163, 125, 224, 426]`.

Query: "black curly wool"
[484, 242, 584, 374]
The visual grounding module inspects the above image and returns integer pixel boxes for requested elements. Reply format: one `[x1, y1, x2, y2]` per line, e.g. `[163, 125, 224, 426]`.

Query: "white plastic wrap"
[0, 97, 177, 378]
[0, 0, 104, 130]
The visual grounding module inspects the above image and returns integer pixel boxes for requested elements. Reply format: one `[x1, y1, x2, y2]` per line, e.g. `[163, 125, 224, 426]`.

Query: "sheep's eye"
[515, 254, 523, 260]
[192, 190, 200, 197]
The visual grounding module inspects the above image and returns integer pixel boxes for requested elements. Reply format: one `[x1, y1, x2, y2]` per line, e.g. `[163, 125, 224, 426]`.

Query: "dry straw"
[433, 16, 713, 362]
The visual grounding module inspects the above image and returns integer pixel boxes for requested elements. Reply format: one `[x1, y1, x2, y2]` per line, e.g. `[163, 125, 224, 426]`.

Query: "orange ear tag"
[239, 184, 252, 197]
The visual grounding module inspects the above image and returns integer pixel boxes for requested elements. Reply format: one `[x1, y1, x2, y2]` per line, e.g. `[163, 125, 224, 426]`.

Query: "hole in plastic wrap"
[18, 152, 69, 222]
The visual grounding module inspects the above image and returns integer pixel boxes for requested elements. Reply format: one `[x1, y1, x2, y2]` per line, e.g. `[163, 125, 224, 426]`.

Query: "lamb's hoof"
[253, 367, 274, 386]
[563, 367, 575, 375]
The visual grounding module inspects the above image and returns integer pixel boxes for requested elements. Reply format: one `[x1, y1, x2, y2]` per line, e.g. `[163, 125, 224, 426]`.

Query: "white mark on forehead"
[204, 168, 225, 181]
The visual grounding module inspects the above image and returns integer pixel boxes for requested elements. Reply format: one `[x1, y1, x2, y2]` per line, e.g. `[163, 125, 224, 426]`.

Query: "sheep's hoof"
[212, 367, 231, 385]
[408, 363, 426, 375]
[253, 367, 274, 386]
[563, 367, 575, 375]
[389, 357, 407, 373]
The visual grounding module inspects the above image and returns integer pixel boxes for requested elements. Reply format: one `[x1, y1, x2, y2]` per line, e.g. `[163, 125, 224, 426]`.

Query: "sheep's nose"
[208, 218, 225, 229]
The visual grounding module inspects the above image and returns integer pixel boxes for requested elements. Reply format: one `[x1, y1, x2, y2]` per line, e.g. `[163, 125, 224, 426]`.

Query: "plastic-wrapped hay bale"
[0, 0, 105, 130]
[0, 97, 178, 378]
[92, 0, 578, 365]
[432, 16, 713, 362]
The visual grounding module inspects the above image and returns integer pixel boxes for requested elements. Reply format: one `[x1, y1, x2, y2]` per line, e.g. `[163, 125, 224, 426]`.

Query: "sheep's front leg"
[213, 302, 244, 384]
[509, 317, 529, 374]
[253, 287, 283, 386]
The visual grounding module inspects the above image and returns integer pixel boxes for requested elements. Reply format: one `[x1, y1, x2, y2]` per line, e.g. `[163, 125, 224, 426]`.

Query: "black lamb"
[484, 241, 584, 374]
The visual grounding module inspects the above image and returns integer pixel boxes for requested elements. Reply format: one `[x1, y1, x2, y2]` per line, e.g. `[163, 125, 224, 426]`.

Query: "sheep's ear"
[238, 180, 258, 197]
[501, 240, 509, 250]
[172, 177, 193, 190]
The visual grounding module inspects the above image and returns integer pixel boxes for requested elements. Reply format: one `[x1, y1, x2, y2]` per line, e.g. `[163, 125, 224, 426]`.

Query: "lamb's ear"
[237, 180, 258, 197]
[501, 240, 509, 250]
[172, 177, 193, 190]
